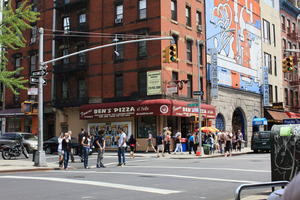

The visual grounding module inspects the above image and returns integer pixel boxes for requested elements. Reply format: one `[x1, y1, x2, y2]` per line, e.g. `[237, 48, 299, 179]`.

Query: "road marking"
[55, 171, 259, 184]
[124, 166, 270, 173]
[0, 175, 181, 195]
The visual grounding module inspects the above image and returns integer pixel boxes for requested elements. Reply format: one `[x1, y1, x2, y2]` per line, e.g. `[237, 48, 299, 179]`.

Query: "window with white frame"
[63, 16, 70, 33]
[115, 4, 123, 24]
[79, 13, 86, 24]
[196, 10, 202, 25]
[171, 0, 177, 21]
[185, 5, 191, 27]
[264, 52, 272, 74]
[186, 40, 193, 62]
[263, 19, 271, 43]
[139, 0, 146, 20]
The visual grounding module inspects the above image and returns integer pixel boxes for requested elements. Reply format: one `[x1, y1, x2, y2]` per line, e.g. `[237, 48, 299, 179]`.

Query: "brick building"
[4, 0, 215, 150]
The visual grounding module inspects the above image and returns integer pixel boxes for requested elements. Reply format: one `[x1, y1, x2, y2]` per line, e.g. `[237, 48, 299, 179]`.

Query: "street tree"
[0, 0, 39, 95]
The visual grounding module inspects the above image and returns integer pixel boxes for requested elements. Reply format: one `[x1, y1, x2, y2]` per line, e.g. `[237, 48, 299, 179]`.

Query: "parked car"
[43, 136, 79, 154]
[251, 131, 271, 153]
[0, 132, 38, 153]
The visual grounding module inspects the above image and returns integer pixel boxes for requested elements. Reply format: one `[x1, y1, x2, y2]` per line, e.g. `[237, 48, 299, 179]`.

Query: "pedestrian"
[188, 132, 195, 154]
[232, 132, 237, 151]
[173, 131, 182, 153]
[117, 128, 127, 166]
[78, 128, 85, 162]
[128, 134, 138, 159]
[156, 132, 165, 157]
[68, 130, 75, 163]
[62, 132, 71, 170]
[194, 132, 200, 154]
[81, 131, 91, 169]
[57, 132, 64, 168]
[224, 132, 232, 157]
[219, 132, 226, 154]
[95, 129, 106, 168]
[206, 134, 214, 154]
[145, 131, 156, 153]
[236, 130, 243, 152]
[164, 127, 171, 154]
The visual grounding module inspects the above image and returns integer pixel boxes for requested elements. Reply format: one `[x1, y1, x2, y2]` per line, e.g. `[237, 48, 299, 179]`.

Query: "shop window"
[137, 116, 157, 138]
[7, 118, 21, 132]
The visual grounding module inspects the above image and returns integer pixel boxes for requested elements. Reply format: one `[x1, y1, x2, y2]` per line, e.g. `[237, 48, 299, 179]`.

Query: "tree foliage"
[0, 0, 39, 95]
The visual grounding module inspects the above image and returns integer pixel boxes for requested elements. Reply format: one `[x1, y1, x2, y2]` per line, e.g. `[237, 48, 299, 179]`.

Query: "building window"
[281, 15, 285, 30]
[139, 0, 147, 20]
[216, 113, 225, 131]
[196, 11, 202, 26]
[115, 4, 123, 24]
[114, 35, 124, 61]
[79, 13, 86, 24]
[198, 43, 203, 65]
[15, 54, 21, 69]
[115, 74, 123, 97]
[275, 86, 278, 103]
[186, 40, 193, 62]
[187, 75, 192, 98]
[78, 79, 86, 98]
[296, 91, 299, 107]
[63, 16, 70, 33]
[287, 19, 291, 32]
[171, 0, 177, 21]
[137, 116, 157, 138]
[77, 44, 86, 64]
[62, 49, 69, 64]
[30, 53, 37, 73]
[31, 0, 38, 12]
[30, 25, 37, 44]
[172, 71, 178, 94]
[200, 77, 204, 100]
[62, 80, 68, 99]
[263, 19, 271, 44]
[64, 0, 70, 4]
[264, 52, 272, 74]
[185, 5, 191, 27]
[269, 85, 273, 103]
[138, 71, 147, 96]
[285, 88, 288, 106]
[290, 90, 294, 107]
[137, 30, 148, 58]
[274, 56, 277, 76]
[272, 24, 276, 47]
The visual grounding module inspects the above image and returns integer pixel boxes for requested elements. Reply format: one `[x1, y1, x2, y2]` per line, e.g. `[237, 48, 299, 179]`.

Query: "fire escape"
[53, 0, 89, 108]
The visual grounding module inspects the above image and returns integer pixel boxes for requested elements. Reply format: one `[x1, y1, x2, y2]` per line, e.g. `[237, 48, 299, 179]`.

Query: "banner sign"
[263, 66, 269, 106]
[147, 70, 162, 95]
[210, 49, 218, 99]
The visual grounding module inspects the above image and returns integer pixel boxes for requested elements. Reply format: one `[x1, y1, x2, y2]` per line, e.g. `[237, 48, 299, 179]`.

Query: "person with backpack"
[81, 131, 91, 169]
[95, 129, 106, 168]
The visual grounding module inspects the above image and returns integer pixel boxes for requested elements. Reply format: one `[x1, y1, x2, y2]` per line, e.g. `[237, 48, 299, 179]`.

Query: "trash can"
[203, 144, 210, 155]
[271, 124, 300, 181]
[181, 138, 187, 152]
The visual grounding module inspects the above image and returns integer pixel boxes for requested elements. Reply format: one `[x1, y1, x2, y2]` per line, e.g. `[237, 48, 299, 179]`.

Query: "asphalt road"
[0, 153, 271, 200]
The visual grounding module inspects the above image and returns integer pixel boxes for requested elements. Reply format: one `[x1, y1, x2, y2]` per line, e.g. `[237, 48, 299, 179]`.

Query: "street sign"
[187, 103, 198, 107]
[193, 91, 203, 96]
[31, 69, 48, 77]
[30, 76, 47, 85]
[28, 87, 38, 95]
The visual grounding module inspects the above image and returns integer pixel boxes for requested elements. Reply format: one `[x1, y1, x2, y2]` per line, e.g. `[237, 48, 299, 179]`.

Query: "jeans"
[97, 148, 104, 167]
[82, 146, 90, 168]
[189, 141, 194, 154]
[118, 147, 126, 164]
[174, 143, 182, 152]
[63, 150, 69, 169]
[165, 142, 170, 154]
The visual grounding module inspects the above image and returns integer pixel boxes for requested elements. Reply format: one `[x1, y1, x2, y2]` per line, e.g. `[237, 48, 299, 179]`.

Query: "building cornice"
[280, 0, 300, 18]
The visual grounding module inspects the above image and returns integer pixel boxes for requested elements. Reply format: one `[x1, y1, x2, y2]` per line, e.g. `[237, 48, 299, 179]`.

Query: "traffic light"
[286, 56, 294, 72]
[21, 101, 38, 115]
[282, 56, 294, 72]
[169, 44, 177, 62]
[162, 46, 170, 63]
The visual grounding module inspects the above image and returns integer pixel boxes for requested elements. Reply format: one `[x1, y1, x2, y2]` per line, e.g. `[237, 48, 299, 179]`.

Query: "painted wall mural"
[206, 0, 262, 93]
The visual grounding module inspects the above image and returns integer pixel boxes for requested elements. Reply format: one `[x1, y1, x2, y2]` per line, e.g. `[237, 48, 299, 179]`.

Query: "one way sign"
[31, 69, 47, 77]
[30, 76, 47, 85]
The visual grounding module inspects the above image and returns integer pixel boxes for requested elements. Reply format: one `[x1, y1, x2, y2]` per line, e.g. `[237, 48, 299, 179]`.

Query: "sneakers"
[118, 163, 125, 167]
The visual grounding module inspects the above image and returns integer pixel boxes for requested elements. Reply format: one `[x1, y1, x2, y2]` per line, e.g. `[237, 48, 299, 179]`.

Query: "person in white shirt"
[117, 128, 127, 166]
[57, 133, 64, 168]
[174, 131, 182, 153]
[81, 131, 91, 169]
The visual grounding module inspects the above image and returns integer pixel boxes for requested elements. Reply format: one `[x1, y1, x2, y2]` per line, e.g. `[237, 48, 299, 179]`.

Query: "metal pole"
[34, 27, 47, 167]
[0, 0, 5, 135]
[197, 40, 203, 156]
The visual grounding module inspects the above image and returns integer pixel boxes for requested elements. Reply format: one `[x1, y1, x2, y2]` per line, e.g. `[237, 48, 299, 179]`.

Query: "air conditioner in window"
[115, 18, 123, 24]
[197, 25, 202, 32]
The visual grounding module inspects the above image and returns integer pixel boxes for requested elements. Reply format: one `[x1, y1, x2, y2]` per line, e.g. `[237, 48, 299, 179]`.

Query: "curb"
[0, 167, 59, 174]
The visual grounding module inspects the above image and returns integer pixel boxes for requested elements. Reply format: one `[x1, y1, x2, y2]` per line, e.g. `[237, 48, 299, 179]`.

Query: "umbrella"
[200, 127, 215, 133]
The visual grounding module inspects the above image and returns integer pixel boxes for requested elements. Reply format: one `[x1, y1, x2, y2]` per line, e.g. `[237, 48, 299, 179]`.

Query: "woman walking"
[164, 128, 171, 154]
[81, 131, 91, 169]
[62, 132, 71, 170]
[57, 133, 64, 168]
[145, 131, 156, 153]
[224, 132, 233, 157]
[128, 135, 137, 159]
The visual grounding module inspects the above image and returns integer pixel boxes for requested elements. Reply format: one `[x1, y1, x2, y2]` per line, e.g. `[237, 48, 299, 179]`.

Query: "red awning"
[286, 111, 300, 119]
[79, 99, 215, 120]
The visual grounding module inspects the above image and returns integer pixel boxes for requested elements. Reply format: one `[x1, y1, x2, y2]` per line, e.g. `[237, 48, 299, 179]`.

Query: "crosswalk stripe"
[0, 175, 181, 195]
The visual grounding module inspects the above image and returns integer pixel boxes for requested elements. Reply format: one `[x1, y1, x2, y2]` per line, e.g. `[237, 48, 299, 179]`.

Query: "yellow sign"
[147, 70, 162, 95]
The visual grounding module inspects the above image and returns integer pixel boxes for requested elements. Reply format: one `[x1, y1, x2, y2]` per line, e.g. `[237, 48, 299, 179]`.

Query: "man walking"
[95, 129, 106, 168]
[117, 128, 127, 166]
[156, 132, 164, 157]
[78, 128, 85, 162]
